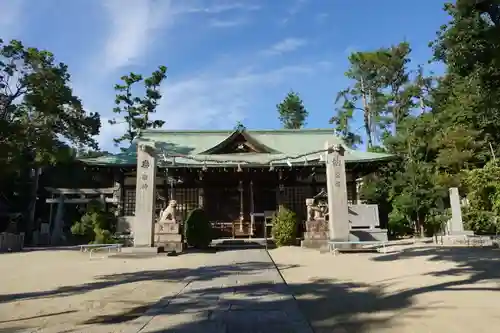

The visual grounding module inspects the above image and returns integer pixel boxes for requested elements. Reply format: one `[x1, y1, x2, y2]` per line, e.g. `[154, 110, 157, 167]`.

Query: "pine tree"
[276, 91, 308, 129]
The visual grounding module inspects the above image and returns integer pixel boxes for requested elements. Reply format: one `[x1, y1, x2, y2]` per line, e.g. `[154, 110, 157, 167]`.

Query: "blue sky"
[0, 0, 449, 152]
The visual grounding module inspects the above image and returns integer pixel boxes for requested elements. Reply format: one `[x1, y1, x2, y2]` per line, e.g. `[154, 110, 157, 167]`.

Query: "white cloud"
[96, 117, 129, 152]
[99, 0, 176, 74]
[0, 0, 25, 39]
[180, 2, 260, 14]
[282, 0, 308, 24]
[152, 63, 319, 130]
[94, 0, 262, 75]
[209, 18, 247, 27]
[260, 38, 307, 56]
[95, 61, 331, 152]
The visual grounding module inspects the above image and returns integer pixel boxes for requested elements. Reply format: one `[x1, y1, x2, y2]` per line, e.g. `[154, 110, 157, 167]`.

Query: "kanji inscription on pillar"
[325, 142, 349, 241]
[134, 144, 157, 247]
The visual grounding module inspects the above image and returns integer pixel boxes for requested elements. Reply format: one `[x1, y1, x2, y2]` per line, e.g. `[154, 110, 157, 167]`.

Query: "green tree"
[0, 39, 100, 170]
[277, 90, 308, 129]
[331, 42, 414, 149]
[359, 0, 500, 238]
[463, 160, 500, 234]
[430, 0, 500, 162]
[0, 39, 101, 236]
[109, 66, 168, 147]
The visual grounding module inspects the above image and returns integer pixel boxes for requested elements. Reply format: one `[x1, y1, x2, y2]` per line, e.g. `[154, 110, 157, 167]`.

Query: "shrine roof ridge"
[138, 128, 342, 135]
[79, 127, 395, 167]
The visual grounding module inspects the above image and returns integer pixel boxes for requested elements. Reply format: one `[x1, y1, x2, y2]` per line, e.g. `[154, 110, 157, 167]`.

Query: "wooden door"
[251, 185, 277, 238]
[205, 186, 240, 221]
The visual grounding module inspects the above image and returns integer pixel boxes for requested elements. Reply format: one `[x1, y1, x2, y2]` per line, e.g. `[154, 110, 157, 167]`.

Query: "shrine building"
[75, 125, 393, 241]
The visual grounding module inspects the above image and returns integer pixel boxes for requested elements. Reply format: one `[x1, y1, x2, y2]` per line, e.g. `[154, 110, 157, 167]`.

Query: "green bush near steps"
[271, 207, 298, 247]
[184, 208, 213, 249]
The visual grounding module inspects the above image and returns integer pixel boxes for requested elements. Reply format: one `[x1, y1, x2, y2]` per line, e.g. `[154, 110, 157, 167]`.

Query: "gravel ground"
[269, 245, 500, 333]
[0, 249, 207, 332]
[0, 248, 311, 333]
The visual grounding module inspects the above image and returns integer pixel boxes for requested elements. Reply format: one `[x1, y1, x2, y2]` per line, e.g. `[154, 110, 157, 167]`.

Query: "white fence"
[0, 232, 24, 252]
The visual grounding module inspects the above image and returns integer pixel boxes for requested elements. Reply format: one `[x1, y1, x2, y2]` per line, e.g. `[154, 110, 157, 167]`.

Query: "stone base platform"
[110, 245, 183, 258]
[350, 228, 388, 242]
[445, 230, 475, 236]
[301, 228, 389, 250]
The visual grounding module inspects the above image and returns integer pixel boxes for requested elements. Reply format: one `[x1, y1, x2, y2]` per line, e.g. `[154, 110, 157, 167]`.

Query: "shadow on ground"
[0, 261, 279, 304]
[370, 245, 500, 293]
[1, 246, 500, 332]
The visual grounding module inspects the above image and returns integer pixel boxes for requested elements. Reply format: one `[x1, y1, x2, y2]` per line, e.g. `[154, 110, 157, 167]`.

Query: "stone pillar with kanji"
[325, 142, 350, 241]
[133, 143, 157, 247]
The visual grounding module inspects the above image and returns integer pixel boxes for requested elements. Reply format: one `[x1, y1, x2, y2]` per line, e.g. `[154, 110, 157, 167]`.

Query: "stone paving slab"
[129, 249, 313, 333]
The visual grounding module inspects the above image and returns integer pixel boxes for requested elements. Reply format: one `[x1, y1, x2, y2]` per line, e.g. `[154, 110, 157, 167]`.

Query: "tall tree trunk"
[26, 167, 40, 244]
[360, 78, 373, 148]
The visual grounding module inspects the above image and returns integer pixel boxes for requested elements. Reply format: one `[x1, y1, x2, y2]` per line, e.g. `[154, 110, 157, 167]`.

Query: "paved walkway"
[121, 249, 313, 333]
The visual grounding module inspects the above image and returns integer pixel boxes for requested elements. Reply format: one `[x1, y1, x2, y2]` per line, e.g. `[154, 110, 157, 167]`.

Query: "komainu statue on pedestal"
[304, 189, 330, 242]
[155, 200, 183, 253]
[158, 200, 177, 223]
[306, 188, 329, 221]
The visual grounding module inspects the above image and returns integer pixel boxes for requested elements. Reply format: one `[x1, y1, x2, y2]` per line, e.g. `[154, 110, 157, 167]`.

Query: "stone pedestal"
[154, 222, 183, 253]
[301, 217, 389, 250]
[301, 219, 329, 250]
[154, 200, 183, 253]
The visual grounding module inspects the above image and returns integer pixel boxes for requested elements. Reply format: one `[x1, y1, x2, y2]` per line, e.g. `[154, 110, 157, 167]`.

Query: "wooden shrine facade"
[78, 127, 394, 239]
[117, 165, 362, 238]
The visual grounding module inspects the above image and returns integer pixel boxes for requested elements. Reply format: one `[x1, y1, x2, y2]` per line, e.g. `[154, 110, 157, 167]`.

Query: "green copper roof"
[80, 128, 394, 167]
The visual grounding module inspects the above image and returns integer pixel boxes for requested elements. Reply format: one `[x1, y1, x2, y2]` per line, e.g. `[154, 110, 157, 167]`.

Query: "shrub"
[463, 207, 498, 235]
[184, 208, 213, 249]
[271, 207, 297, 247]
[388, 209, 413, 238]
[70, 200, 117, 244]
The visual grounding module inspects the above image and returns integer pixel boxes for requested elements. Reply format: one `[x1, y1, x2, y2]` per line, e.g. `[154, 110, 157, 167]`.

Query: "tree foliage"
[276, 90, 308, 129]
[331, 42, 417, 149]
[0, 39, 101, 235]
[0, 39, 100, 171]
[345, 0, 500, 237]
[70, 200, 117, 244]
[109, 66, 168, 147]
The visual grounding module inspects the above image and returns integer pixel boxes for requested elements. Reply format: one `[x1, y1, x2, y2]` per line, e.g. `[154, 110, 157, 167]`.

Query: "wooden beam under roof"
[44, 187, 116, 195]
